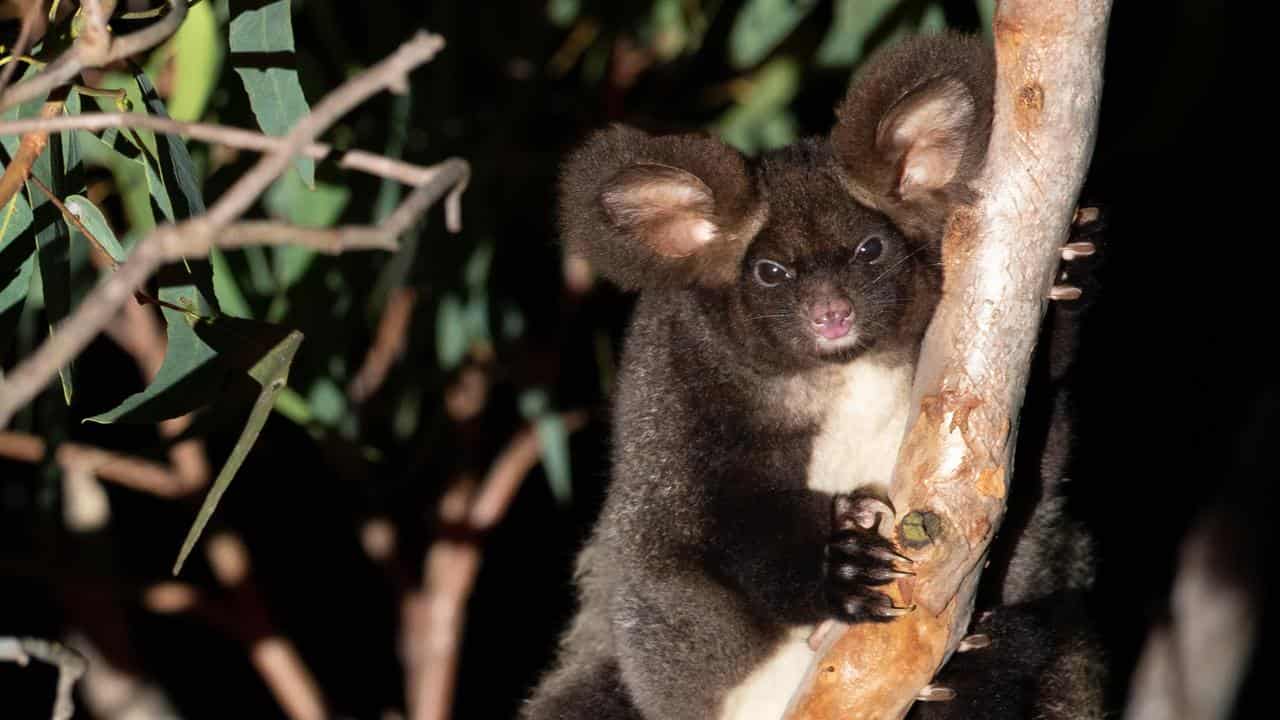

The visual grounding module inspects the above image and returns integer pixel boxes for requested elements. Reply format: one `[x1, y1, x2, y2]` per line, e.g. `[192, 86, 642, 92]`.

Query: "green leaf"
[208, 246, 253, 318]
[229, 0, 314, 187]
[815, 0, 899, 68]
[63, 195, 126, 264]
[647, 0, 689, 61]
[84, 312, 227, 424]
[728, 0, 819, 69]
[920, 2, 947, 34]
[714, 58, 801, 154]
[262, 170, 350, 292]
[976, 0, 996, 37]
[25, 92, 84, 404]
[535, 415, 573, 504]
[547, 0, 580, 27]
[306, 376, 346, 426]
[0, 106, 38, 358]
[148, 0, 223, 122]
[0, 190, 36, 362]
[173, 323, 305, 574]
[518, 388, 572, 504]
[435, 293, 467, 370]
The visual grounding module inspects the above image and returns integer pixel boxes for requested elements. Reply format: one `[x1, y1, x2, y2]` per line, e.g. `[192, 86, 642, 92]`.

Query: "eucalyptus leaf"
[149, 0, 224, 122]
[518, 387, 572, 503]
[715, 58, 801, 154]
[728, 0, 819, 69]
[173, 324, 305, 574]
[535, 414, 573, 504]
[263, 171, 350, 291]
[436, 293, 467, 370]
[63, 195, 126, 264]
[25, 92, 84, 404]
[815, 0, 898, 68]
[0, 190, 36, 362]
[84, 312, 226, 424]
[229, 0, 315, 187]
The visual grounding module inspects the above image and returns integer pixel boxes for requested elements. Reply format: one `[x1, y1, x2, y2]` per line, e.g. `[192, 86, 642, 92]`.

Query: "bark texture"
[783, 1, 1112, 717]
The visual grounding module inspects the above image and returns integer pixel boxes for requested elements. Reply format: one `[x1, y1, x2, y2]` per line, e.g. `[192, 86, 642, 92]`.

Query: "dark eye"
[855, 235, 885, 263]
[753, 259, 792, 287]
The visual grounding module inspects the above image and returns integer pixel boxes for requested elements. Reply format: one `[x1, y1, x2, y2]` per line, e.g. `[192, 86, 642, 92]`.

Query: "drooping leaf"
[305, 376, 346, 426]
[0, 189, 36, 361]
[715, 57, 801, 154]
[534, 415, 573, 504]
[976, 0, 996, 37]
[147, 0, 224, 122]
[25, 92, 84, 404]
[435, 292, 467, 371]
[208, 247, 253, 318]
[728, 0, 819, 69]
[646, 0, 689, 61]
[173, 321, 305, 574]
[547, 0, 580, 28]
[84, 311, 226, 424]
[263, 170, 350, 293]
[920, 3, 947, 34]
[62, 195, 126, 264]
[229, 0, 314, 187]
[518, 387, 572, 504]
[815, 0, 899, 68]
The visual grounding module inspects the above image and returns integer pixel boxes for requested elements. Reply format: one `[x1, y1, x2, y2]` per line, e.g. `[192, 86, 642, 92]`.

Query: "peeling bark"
[783, 1, 1112, 717]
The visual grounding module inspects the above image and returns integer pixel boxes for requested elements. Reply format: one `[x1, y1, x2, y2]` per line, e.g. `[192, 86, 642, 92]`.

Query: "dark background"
[3, 1, 1256, 719]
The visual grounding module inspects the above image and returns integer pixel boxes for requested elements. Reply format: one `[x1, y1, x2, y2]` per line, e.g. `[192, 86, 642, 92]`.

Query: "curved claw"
[916, 684, 957, 702]
[1073, 206, 1102, 227]
[877, 603, 915, 618]
[1049, 284, 1082, 301]
[958, 633, 991, 652]
[1061, 241, 1097, 261]
[865, 566, 915, 582]
[867, 546, 915, 566]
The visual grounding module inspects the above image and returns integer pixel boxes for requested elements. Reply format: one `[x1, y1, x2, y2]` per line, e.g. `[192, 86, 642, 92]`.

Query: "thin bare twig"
[0, 429, 195, 496]
[0, 0, 48, 101]
[348, 286, 417, 403]
[0, 636, 88, 720]
[408, 411, 590, 720]
[203, 31, 446, 228]
[0, 96, 65, 210]
[0, 0, 188, 112]
[0, 32, 463, 428]
[0, 112, 465, 195]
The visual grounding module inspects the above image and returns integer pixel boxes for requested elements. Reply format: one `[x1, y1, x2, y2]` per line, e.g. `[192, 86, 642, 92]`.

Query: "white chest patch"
[717, 629, 814, 720]
[804, 360, 914, 495]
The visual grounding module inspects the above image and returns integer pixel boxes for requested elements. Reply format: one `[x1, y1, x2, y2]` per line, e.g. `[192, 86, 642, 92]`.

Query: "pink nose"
[810, 298, 853, 339]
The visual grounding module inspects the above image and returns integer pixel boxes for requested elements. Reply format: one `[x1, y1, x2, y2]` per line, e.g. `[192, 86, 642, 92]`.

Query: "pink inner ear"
[600, 163, 719, 258]
[877, 78, 975, 198]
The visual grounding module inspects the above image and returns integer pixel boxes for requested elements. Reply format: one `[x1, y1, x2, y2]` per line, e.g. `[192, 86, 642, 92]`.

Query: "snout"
[810, 298, 853, 340]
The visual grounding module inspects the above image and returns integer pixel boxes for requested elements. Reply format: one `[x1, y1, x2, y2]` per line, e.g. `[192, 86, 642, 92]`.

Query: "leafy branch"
[0, 9, 468, 580]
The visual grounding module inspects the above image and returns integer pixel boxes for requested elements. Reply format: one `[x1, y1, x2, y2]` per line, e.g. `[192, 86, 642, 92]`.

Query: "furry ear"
[560, 125, 763, 290]
[831, 33, 993, 239]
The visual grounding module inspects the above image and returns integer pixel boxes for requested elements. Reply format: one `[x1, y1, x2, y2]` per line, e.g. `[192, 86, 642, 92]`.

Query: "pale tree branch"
[0, 31, 466, 428]
[1123, 503, 1259, 720]
[0, 0, 48, 100]
[405, 411, 591, 720]
[783, 2, 1112, 717]
[0, 0, 188, 112]
[0, 112, 459, 192]
[0, 429, 194, 497]
[0, 636, 88, 720]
